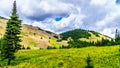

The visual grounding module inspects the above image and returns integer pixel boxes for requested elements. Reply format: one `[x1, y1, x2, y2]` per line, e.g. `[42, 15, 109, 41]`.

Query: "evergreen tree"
[85, 54, 94, 68]
[1, 0, 22, 65]
[115, 29, 120, 44]
[115, 29, 119, 41]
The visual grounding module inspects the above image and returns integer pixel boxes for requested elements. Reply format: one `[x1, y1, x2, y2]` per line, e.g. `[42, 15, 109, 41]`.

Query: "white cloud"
[90, 0, 108, 6]
[94, 0, 120, 38]
[0, 0, 14, 18]
[102, 28, 116, 38]
[18, 0, 74, 21]
[0, 0, 120, 38]
[32, 12, 85, 33]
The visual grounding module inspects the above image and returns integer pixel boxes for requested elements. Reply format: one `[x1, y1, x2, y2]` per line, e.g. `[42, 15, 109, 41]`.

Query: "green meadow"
[0, 45, 119, 68]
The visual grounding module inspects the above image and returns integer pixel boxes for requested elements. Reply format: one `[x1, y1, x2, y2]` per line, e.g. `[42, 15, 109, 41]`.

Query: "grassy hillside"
[0, 18, 61, 49]
[0, 18, 113, 48]
[60, 29, 112, 43]
[60, 29, 91, 40]
[0, 45, 119, 68]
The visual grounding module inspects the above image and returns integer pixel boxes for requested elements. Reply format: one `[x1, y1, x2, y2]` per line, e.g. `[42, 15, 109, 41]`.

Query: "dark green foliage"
[47, 46, 56, 49]
[89, 31, 99, 37]
[37, 27, 43, 30]
[58, 61, 64, 67]
[21, 46, 25, 50]
[94, 38, 114, 46]
[53, 35, 59, 39]
[26, 47, 30, 50]
[37, 27, 55, 34]
[85, 54, 94, 68]
[115, 29, 120, 44]
[63, 39, 92, 48]
[0, 39, 4, 51]
[57, 39, 62, 42]
[0, 39, 1, 50]
[68, 40, 88, 48]
[60, 45, 70, 49]
[1, 1, 22, 65]
[45, 30, 53, 34]
[60, 29, 91, 40]
[60, 38, 114, 49]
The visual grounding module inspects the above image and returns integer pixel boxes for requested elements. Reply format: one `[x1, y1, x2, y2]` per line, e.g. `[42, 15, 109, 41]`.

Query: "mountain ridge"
[0, 17, 112, 49]
[60, 29, 112, 42]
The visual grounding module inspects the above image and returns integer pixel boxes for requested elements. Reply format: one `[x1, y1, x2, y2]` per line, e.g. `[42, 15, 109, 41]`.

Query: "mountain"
[0, 18, 61, 49]
[0, 17, 113, 49]
[60, 29, 112, 42]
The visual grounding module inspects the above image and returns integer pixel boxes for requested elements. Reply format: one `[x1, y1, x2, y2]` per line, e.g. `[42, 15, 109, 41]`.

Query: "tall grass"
[0, 45, 119, 68]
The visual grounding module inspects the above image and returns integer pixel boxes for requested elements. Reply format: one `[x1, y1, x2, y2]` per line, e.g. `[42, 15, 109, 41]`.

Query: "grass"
[0, 45, 119, 68]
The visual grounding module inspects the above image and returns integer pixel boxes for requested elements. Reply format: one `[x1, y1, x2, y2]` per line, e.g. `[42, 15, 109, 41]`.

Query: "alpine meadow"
[0, 0, 120, 68]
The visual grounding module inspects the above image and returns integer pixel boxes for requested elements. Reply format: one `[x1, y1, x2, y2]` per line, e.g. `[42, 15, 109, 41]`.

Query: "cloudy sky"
[0, 0, 120, 38]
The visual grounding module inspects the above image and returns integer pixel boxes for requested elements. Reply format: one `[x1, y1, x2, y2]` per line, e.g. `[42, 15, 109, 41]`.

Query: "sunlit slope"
[80, 32, 111, 42]
[0, 45, 119, 68]
[0, 18, 113, 48]
[0, 18, 61, 49]
[60, 29, 112, 45]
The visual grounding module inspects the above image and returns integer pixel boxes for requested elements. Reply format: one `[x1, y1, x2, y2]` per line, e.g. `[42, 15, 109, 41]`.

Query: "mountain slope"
[0, 18, 61, 49]
[60, 29, 112, 42]
[0, 17, 113, 49]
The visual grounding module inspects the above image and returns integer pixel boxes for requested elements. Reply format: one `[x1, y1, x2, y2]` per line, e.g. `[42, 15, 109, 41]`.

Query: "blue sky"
[55, 17, 63, 21]
[0, 0, 120, 38]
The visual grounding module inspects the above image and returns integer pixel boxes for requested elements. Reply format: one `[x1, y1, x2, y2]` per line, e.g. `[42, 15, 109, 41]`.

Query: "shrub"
[26, 47, 30, 50]
[85, 54, 94, 68]
[58, 61, 64, 67]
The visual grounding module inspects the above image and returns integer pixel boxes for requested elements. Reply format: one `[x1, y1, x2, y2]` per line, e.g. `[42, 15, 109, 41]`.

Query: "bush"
[85, 54, 94, 68]
[58, 61, 64, 67]
[26, 47, 30, 50]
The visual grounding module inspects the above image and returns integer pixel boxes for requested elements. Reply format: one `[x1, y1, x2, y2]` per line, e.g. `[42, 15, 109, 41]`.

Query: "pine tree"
[115, 29, 120, 44]
[115, 29, 119, 42]
[1, 0, 22, 65]
[85, 54, 94, 68]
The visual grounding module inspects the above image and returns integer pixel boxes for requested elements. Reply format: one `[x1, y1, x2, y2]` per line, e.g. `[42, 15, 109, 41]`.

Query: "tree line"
[48, 30, 120, 49]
